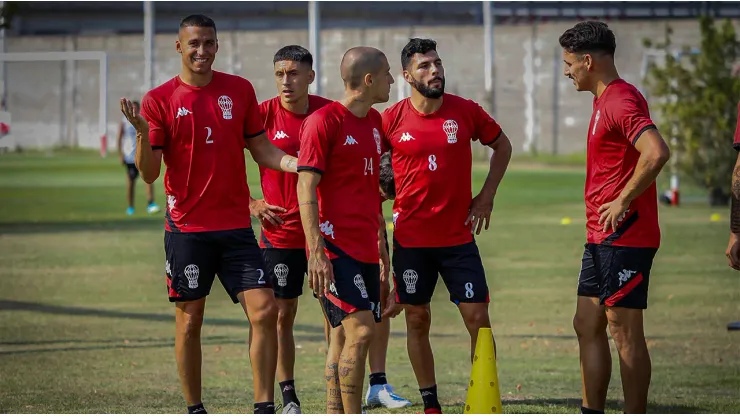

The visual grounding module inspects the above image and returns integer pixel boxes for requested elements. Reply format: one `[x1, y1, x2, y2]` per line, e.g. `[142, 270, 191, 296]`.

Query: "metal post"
[552, 46, 560, 155]
[143, 1, 154, 91]
[308, 1, 321, 96]
[99, 54, 108, 157]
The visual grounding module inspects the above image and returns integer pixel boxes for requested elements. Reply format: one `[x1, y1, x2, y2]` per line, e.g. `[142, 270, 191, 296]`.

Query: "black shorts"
[320, 240, 381, 328]
[392, 239, 489, 305]
[261, 248, 307, 299]
[125, 162, 139, 180]
[577, 243, 658, 309]
[164, 228, 270, 303]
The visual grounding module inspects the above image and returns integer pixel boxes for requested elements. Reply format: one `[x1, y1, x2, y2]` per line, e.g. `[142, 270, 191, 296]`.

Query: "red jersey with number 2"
[382, 94, 502, 248]
[586, 79, 660, 248]
[298, 101, 384, 264]
[258, 95, 333, 249]
[140, 71, 264, 233]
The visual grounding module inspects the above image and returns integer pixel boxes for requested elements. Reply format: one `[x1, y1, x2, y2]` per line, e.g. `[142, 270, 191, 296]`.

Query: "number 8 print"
[428, 154, 437, 171]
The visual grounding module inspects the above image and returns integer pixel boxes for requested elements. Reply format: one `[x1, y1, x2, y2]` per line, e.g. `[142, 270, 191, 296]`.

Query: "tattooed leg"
[731, 161, 740, 233]
[326, 325, 345, 414]
[337, 311, 376, 414]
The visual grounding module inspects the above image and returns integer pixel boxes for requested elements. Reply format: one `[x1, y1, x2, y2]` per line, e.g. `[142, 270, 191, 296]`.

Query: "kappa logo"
[320, 220, 336, 239]
[273, 131, 289, 140]
[400, 132, 415, 142]
[592, 110, 601, 135]
[176, 107, 192, 118]
[618, 269, 637, 287]
[344, 135, 358, 145]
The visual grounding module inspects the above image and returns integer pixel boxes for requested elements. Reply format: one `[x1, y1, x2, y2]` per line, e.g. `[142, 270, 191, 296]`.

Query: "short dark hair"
[179, 14, 217, 36]
[558, 21, 616, 57]
[401, 38, 438, 70]
[273, 45, 313, 67]
[379, 152, 395, 200]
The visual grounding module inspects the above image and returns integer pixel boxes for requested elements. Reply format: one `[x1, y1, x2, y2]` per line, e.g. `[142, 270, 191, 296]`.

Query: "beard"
[411, 76, 445, 99]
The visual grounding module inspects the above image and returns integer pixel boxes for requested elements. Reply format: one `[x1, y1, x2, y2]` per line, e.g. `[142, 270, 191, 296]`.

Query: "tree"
[643, 16, 740, 206]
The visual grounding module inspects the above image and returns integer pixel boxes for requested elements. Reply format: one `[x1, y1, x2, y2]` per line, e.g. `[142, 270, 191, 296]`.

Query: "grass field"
[0, 148, 738, 414]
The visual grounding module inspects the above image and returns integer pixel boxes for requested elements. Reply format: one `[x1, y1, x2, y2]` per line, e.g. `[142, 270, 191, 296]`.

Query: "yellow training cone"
[710, 213, 721, 222]
[464, 327, 502, 414]
[560, 217, 572, 225]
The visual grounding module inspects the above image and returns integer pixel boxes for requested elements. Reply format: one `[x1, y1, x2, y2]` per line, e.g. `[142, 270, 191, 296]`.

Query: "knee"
[405, 307, 431, 334]
[462, 306, 490, 330]
[250, 299, 279, 329]
[276, 301, 297, 329]
[177, 310, 204, 337]
[607, 313, 644, 351]
[350, 322, 375, 346]
[573, 312, 604, 340]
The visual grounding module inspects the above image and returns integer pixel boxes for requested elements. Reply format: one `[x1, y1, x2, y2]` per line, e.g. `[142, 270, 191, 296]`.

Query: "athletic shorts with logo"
[164, 227, 270, 303]
[321, 240, 381, 328]
[577, 243, 657, 309]
[261, 248, 307, 299]
[392, 239, 490, 305]
[125, 163, 139, 180]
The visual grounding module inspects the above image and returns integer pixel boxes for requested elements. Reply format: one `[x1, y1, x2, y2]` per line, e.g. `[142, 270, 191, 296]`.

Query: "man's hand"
[598, 197, 630, 233]
[307, 247, 334, 297]
[120, 98, 149, 133]
[727, 233, 740, 271]
[249, 198, 287, 226]
[382, 289, 403, 319]
[465, 192, 494, 235]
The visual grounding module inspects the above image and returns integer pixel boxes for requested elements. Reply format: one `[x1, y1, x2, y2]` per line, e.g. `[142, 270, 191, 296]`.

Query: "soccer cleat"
[424, 408, 443, 414]
[728, 321, 740, 331]
[365, 384, 412, 409]
[147, 202, 161, 214]
[281, 402, 301, 414]
[126, 207, 135, 216]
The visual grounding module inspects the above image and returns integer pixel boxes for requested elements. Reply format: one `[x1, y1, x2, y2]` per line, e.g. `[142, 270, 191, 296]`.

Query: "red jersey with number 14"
[382, 94, 502, 248]
[586, 79, 660, 248]
[298, 101, 384, 264]
[140, 71, 264, 233]
[258, 95, 333, 249]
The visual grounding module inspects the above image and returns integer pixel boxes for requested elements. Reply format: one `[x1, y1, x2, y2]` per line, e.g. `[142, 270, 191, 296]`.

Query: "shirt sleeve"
[380, 107, 394, 151]
[243, 80, 266, 140]
[140, 93, 167, 149]
[298, 112, 332, 175]
[609, 92, 656, 146]
[733, 102, 740, 152]
[470, 100, 502, 146]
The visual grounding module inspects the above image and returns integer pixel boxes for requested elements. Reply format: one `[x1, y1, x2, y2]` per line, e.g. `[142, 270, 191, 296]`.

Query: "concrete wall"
[1, 19, 731, 155]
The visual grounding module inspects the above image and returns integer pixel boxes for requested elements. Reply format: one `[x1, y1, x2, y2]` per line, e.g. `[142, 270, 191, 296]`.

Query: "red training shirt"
[297, 101, 384, 264]
[382, 94, 502, 248]
[140, 71, 264, 233]
[258, 95, 333, 249]
[585, 79, 660, 248]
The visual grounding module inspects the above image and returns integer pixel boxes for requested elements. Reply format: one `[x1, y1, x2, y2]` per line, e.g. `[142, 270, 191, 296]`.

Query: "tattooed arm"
[726, 152, 740, 270]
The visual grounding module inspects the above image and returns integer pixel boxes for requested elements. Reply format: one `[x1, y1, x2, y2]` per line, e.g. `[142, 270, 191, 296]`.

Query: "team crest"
[373, 128, 382, 154]
[443, 120, 458, 144]
[218, 95, 233, 120]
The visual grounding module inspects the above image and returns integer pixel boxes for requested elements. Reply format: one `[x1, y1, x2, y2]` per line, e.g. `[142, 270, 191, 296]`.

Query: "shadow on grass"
[502, 398, 707, 414]
[0, 217, 264, 235]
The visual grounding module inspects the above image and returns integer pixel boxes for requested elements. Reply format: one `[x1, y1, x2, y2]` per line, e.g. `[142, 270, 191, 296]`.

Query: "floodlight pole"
[144, 1, 154, 91]
[308, 1, 321, 96]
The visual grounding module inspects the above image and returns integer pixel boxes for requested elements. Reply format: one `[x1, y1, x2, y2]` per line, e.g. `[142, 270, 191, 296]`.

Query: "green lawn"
[0, 149, 738, 414]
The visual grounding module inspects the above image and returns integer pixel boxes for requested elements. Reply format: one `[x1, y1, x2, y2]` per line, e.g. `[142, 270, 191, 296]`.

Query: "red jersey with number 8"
[297, 101, 384, 264]
[381, 94, 502, 248]
[140, 71, 264, 233]
[585, 79, 660, 248]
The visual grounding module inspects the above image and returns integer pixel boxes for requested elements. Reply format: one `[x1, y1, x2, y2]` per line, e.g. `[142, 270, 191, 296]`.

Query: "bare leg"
[175, 298, 206, 406]
[276, 298, 299, 384]
[127, 177, 135, 208]
[338, 311, 376, 413]
[326, 325, 345, 414]
[368, 279, 391, 374]
[574, 296, 611, 412]
[607, 307, 651, 414]
[404, 304, 436, 389]
[237, 289, 279, 404]
[457, 302, 493, 362]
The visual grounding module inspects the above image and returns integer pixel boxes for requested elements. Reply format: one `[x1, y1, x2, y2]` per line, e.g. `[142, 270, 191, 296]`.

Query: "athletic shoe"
[147, 203, 161, 214]
[365, 384, 412, 409]
[126, 207, 135, 216]
[281, 402, 301, 414]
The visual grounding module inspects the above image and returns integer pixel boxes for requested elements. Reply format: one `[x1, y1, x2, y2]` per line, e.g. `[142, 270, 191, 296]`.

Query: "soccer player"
[380, 38, 512, 414]
[726, 100, 740, 331]
[559, 21, 671, 414]
[120, 14, 298, 415]
[251, 44, 332, 414]
[116, 100, 160, 216]
[297, 46, 394, 414]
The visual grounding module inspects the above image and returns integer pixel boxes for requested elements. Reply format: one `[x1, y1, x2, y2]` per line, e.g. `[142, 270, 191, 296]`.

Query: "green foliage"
[643, 17, 740, 202]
